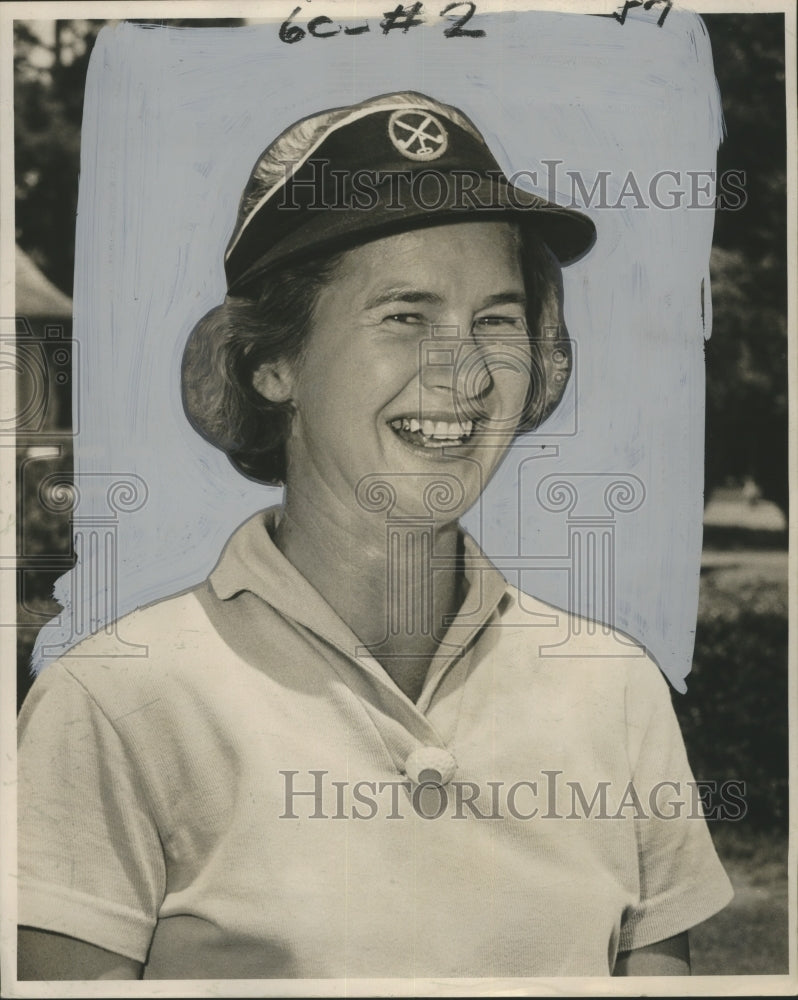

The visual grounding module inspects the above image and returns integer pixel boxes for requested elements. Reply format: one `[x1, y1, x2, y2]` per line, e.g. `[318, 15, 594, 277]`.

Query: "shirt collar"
[209, 505, 508, 651]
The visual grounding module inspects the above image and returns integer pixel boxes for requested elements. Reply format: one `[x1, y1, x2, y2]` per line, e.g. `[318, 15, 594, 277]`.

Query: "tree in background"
[703, 14, 788, 518]
[14, 20, 105, 294]
[14, 18, 245, 295]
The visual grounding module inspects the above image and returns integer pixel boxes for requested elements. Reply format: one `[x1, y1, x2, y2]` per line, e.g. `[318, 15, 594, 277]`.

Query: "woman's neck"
[274, 484, 463, 703]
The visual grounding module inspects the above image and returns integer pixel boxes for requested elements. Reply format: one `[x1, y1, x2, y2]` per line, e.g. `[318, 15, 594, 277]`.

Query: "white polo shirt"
[18, 508, 733, 979]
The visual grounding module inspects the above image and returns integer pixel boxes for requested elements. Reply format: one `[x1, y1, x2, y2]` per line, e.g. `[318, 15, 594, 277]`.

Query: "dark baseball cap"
[225, 92, 596, 296]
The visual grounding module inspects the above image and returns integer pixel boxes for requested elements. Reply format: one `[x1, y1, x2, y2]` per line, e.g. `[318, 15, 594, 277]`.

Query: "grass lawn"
[676, 537, 790, 976]
[689, 826, 790, 975]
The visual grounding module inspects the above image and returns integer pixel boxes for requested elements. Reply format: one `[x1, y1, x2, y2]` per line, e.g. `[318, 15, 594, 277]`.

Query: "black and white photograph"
[2, 0, 794, 994]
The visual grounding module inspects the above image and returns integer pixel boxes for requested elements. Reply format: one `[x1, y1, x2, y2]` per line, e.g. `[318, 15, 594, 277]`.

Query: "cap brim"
[229, 176, 596, 295]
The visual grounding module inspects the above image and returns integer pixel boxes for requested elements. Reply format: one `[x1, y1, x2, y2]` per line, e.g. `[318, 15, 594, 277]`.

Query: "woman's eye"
[475, 315, 525, 329]
[384, 313, 426, 326]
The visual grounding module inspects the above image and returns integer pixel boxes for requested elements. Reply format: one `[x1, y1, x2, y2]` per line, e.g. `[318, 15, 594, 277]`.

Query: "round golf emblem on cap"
[388, 109, 449, 162]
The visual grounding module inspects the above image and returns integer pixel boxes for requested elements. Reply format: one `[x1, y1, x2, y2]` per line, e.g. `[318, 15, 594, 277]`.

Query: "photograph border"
[1, 1, 795, 996]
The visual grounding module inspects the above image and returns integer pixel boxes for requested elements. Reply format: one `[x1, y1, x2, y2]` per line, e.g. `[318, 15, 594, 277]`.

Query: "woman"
[18, 92, 732, 981]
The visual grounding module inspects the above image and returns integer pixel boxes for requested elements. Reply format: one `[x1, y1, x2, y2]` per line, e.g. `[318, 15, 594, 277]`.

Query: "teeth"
[390, 417, 474, 442]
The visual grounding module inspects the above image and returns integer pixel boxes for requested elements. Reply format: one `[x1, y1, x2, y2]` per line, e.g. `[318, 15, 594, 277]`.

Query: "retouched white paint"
[34, 10, 723, 692]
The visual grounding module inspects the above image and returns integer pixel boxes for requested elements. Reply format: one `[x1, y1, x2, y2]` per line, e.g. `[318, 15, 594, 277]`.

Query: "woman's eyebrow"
[479, 291, 527, 309]
[362, 289, 527, 311]
[363, 289, 444, 310]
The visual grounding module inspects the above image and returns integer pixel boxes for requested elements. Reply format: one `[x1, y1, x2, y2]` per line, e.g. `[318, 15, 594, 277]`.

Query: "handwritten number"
[279, 6, 306, 43]
[644, 0, 672, 27]
[381, 3, 424, 34]
[308, 15, 341, 37]
[612, 1, 636, 25]
[440, 1, 484, 38]
[440, 1, 484, 37]
[279, 1, 488, 42]
[613, 0, 671, 27]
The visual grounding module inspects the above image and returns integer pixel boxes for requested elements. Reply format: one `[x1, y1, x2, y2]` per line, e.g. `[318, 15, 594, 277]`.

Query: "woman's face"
[274, 220, 534, 520]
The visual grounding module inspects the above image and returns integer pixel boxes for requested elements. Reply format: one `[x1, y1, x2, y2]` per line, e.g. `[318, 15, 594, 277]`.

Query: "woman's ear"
[252, 360, 295, 404]
[534, 248, 571, 425]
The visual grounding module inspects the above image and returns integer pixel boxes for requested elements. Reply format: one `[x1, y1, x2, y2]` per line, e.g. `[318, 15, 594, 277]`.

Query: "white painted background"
[35, 8, 723, 691]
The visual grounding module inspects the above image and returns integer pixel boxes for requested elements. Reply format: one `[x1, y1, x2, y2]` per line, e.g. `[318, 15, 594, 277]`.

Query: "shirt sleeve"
[18, 662, 166, 963]
[617, 658, 734, 953]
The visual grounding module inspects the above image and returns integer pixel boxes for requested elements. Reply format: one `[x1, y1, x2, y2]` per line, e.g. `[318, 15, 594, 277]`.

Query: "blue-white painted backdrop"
[34, 8, 723, 692]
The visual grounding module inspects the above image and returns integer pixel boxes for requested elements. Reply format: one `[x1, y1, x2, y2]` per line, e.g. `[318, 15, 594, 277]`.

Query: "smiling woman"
[17, 91, 733, 982]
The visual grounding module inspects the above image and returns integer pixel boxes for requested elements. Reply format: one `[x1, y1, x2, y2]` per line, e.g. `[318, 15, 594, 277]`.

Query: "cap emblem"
[388, 110, 449, 162]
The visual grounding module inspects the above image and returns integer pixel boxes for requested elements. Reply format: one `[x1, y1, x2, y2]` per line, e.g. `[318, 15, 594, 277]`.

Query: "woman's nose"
[418, 323, 495, 415]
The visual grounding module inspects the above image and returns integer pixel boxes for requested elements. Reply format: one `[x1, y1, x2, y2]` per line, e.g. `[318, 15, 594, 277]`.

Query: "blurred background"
[13, 13, 789, 975]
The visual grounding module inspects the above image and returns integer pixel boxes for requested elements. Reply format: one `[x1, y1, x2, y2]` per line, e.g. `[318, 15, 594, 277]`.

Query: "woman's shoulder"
[24, 585, 220, 712]
[493, 581, 673, 701]
[66, 584, 213, 655]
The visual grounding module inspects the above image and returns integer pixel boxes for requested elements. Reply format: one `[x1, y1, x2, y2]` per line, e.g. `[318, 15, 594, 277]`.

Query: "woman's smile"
[274, 220, 533, 520]
[388, 415, 475, 449]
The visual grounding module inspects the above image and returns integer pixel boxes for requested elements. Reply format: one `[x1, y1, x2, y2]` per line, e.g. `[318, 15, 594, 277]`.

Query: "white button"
[404, 747, 457, 786]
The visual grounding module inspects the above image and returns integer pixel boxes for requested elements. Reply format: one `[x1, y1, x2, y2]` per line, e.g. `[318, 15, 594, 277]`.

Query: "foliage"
[14, 18, 244, 296]
[689, 825, 789, 974]
[702, 14, 788, 515]
[14, 21, 105, 295]
[674, 558, 789, 831]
